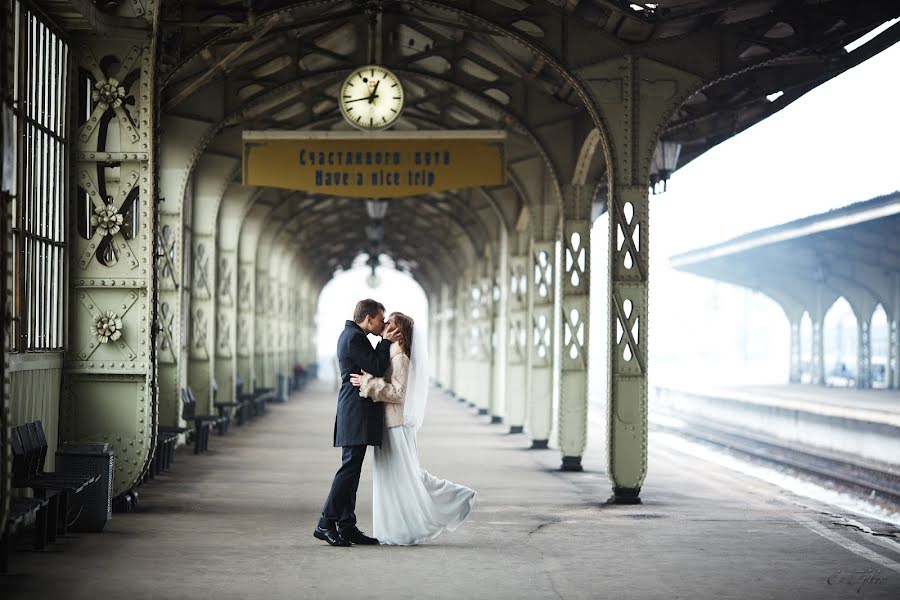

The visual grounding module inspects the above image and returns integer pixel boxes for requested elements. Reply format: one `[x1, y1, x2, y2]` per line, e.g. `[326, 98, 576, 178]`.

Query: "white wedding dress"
[359, 327, 476, 545]
[373, 425, 476, 545]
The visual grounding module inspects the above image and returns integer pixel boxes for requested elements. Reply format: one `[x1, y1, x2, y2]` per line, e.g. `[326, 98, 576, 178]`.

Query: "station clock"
[339, 65, 405, 131]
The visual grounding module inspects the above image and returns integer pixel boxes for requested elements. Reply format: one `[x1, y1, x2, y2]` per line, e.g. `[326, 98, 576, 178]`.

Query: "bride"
[349, 311, 476, 545]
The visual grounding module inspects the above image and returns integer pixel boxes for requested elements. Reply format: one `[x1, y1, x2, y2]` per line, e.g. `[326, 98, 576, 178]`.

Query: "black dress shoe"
[339, 527, 379, 545]
[314, 526, 351, 547]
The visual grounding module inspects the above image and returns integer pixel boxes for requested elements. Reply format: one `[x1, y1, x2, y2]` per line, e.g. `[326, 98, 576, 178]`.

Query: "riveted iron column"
[255, 266, 272, 389]
[438, 283, 454, 389]
[607, 183, 650, 495]
[579, 52, 703, 501]
[429, 289, 440, 382]
[505, 231, 531, 434]
[811, 284, 826, 386]
[453, 271, 471, 403]
[64, 8, 162, 496]
[215, 186, 255, 406]
[188, 230, 216, 413]
[237, 205, 269, 389]
[558, 185, 591, 471]
[461, 268, 477, 407]
[236, 261, 255, 387]
[253, 216, 283, 391]
[891, 274, 900, 389]
[271, 247, 288, 389]
[187, 156, 237, 414]
[308, 282, 319, 370]
[475, 260, 494, 417]
[789, 318, 802, 384]
[490, 239, 508, 423]
[857, 311, 873, 389]
[528, 236, 557, 449]
[215, 244, 237, 403]
[156, 186, 186, 429]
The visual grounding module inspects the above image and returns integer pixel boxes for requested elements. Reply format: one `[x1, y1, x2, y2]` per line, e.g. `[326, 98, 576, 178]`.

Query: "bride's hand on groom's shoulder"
[349, 371, 368, 387]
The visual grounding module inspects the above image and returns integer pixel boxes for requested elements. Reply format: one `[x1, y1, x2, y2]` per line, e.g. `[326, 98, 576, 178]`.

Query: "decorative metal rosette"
[91, 203, 123, 237]
[92, 77, 126, 110]
[91, 310, 123, 344]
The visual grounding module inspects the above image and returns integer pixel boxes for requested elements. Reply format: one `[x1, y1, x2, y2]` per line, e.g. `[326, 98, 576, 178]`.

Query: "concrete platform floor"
[3, 380, 900, 599]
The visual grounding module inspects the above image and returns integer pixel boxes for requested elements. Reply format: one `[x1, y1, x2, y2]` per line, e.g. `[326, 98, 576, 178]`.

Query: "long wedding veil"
[403, 323, 429, 429]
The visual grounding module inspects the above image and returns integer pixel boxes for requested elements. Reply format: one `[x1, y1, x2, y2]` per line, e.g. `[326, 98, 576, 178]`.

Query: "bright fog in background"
[317, 39, 900, 395]
[317, 258, 429, 381]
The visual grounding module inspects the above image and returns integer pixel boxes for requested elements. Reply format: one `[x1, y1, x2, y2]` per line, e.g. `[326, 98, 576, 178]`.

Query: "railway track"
[651, 410, 900, 507]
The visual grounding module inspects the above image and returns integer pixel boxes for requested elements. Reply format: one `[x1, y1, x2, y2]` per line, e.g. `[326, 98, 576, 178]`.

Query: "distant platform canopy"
[670, 191, 900, 321]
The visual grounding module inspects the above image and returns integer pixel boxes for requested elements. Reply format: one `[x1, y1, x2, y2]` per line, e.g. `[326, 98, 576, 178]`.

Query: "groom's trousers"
[319, 445, 367, 531]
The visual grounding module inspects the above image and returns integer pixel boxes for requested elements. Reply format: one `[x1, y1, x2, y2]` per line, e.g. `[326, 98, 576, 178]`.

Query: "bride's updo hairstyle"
[389, 312, 414, 358]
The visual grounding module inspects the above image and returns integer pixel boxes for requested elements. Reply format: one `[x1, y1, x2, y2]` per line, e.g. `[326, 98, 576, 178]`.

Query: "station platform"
[658, 384, 900, 424]
[3, 380, 900, 599]
[654, 384, 900, 466]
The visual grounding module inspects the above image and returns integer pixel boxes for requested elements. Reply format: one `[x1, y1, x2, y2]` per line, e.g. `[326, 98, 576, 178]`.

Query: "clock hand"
[368, 80, 381, 103]
[345, 95, 378, 103]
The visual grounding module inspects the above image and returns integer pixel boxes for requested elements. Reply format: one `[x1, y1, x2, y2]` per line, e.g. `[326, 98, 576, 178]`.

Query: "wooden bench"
[10, 421, 100, 546]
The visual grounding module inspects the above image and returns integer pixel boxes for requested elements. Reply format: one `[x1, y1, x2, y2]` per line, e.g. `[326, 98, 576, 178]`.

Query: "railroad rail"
[651, 409, 900, 507]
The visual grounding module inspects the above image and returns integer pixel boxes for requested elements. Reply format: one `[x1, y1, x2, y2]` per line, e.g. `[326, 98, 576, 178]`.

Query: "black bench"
[2, 496, 50, 573]
[212, 380, 251, 428]
[10, 421, 100, 547]
[152, 426, 188, 475]
[181, 387, 228, 454]
[236, 377, 270, 420]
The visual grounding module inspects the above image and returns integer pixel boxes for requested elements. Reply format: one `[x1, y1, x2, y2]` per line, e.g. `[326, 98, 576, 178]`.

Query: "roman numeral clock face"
[339, 65, 404, 130]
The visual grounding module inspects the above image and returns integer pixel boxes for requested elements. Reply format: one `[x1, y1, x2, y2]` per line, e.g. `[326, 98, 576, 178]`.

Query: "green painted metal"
[188, 155, 240, 414]
[215, 185, 258, 404]
[504, 231, 532, 431]
[528, 238, 556, 445]
[557, 185, 592, 465]
[157, 116, 215, 430]
[452, 274, 470, 401]
[579, 55, 702, 497]
[436, 283, 454, 389]
[63, 28, 160, 498]
[474, 263, 495, 414]
[236, 203, 272, 389]
[490, 230, 509, 420]
[254, 238, 275, 389]
[892, 276, 900, 389]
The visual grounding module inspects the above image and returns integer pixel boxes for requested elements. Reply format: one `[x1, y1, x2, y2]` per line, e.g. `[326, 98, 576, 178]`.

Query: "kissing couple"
[314, 299, 477, 546]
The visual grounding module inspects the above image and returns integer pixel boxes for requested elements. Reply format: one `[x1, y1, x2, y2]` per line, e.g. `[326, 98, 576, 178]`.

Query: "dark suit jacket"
[334, 320, 391, 447]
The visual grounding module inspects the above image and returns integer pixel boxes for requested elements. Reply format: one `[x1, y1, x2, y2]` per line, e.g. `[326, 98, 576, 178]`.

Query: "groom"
[314, 298, 399, 547]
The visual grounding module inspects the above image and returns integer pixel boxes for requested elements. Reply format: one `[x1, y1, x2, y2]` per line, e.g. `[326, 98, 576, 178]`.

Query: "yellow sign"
[242, 130, 506, 198]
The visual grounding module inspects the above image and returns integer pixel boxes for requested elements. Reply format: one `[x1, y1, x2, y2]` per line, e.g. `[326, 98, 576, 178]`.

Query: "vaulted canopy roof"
[44, 0, 900, 291]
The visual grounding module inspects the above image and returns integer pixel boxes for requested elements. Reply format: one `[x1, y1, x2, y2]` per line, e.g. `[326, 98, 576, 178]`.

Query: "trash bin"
[55, 442, 115, 532]
[276, 373, 289, 402]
